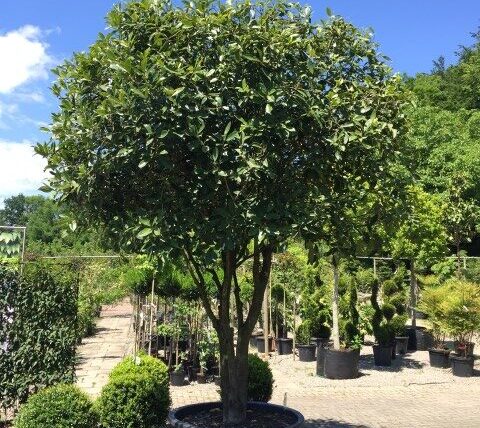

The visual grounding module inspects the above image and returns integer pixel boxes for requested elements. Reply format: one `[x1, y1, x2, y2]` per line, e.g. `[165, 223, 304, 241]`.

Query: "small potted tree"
[323, 271, 361, 379]
[371, 280, 395, 366]
[443, 280, 480, 377]
[417, 282, 451, 368]
[296, 321, 316, 362]
[390, 315, 409, 355]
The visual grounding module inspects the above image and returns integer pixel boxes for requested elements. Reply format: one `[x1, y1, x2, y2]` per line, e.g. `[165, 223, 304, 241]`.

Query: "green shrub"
[296, 321, 311, 345]
[310, 313, 331, 339]
[109, 354, 169, 385]
[374, 323, 394, 346]
[98, 355, 170, 428]
[390, 315, 408, 337]
[247, 354, 273, 402]
[381, 303, 396, 321]
[15, 384, 99, 428]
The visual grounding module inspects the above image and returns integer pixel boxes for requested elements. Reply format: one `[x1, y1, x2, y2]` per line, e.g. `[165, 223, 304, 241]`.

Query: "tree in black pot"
[417, 281, 451, 368]
[442, 280, 480, 377]
[371, 279, 395, 366]
[296, 321, 316, 362]
[382, 266, 410, 355]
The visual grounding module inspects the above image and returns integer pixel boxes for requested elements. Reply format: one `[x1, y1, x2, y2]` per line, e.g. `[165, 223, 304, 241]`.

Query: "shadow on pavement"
[304, 419, 370, 427]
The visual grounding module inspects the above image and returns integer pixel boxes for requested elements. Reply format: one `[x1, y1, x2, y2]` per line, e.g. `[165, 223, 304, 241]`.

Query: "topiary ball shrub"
[15, 384, 99, 428]
[98, 355, 170, 428]
[247, 354, 273, 402]
[381, 303, 396, 321]
[109, 354, 169, 385]
[295, 321, 311, 345]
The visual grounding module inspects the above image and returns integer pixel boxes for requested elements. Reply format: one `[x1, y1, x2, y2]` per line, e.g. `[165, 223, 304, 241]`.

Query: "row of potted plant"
[418, 279, 479, 377]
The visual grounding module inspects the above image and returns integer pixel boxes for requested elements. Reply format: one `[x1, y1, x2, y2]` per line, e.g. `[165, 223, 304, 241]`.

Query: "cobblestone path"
[75, 299, 133, 397]
[171, 350, 480, 428]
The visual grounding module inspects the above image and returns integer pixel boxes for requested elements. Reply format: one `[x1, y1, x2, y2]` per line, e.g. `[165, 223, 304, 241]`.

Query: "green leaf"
[137, 228, 152, 239]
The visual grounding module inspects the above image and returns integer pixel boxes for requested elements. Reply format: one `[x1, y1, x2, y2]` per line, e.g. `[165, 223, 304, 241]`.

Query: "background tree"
[37, 0, 407, 423]
[391, 185, 447, 327]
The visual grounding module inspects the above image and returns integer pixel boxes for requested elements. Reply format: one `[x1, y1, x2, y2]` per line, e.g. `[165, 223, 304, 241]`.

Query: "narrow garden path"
[75, 298, 134, 397]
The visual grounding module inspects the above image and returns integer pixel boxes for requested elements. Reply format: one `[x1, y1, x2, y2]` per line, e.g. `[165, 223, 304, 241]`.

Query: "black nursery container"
[428, 349, 451, 368]
[316, 339, 330, 376]
[324, 348, 359, 379]
[276, 338, 293, 355]
[256, 336, 273, 353]
[395, 337, 409, 355]
[372, 345, 393, 366]
[170, 370, 186, 386]
[297, 344, 316, 362]
[451, 355, 474, 377]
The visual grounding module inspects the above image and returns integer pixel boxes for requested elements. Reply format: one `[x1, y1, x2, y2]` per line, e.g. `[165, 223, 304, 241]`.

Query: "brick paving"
[75, 298, 133, 397]
[74, 301, 480, 427]
[171, 348, 480, 428]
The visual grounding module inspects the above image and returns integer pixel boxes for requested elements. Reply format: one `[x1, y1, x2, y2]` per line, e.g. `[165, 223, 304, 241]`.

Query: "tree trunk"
[184, 245, 272, 425]
[332, 255, 341, 350]
[456, 240, 462, 278]
[410, 259, 417, 328]
[219, 326, 249, 426]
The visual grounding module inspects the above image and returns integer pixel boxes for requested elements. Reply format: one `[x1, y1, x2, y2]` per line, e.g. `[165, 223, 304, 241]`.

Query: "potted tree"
[417, 282, 451, 368]
[323, 267, 361, 379]
[443, 280, 480, 377]
[39, 0, 406, 424]
[390, 186, 447, 350]
[371, 280, 395, 366]
[296, 321, 316, 362]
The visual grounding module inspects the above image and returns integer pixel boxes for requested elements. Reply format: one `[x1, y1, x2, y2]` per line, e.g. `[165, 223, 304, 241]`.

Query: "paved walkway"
[171, 349, 480, 428]
[74, 301, 480, 427]
[75, 299, 133, 397]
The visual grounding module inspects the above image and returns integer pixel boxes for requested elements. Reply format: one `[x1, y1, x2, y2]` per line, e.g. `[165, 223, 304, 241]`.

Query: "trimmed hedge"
[98, 355, 170, 428]
[14, 384, 99, 428]
[247, 354, 273, 402]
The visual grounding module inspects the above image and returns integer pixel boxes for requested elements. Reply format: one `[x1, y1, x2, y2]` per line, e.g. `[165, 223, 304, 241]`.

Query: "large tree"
[37, 0, 406, 424]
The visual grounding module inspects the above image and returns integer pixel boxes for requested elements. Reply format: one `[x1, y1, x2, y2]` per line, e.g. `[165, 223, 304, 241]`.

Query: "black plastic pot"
[324, 348, 359, 379]
[428, 348, 451, 368]
[450, 355, 474, 377]
[249, 335, 259, 348]
[391, 339, 396, 360]
[316, 340, 330, 377]
[416, 327, 434, 351]
[395, 337, 409, 355]
[311, 337, 330, 347]
[372, 345, 393, 366]
[188, 366, 199, 382]
[256, 336, 273, 353]
[276, 338, 293, 355]
[168, 401, 305, 428]
[214, 375, 221, 386]
[170, 370, 186, 386]
[196, 372, 207, 384]
[405, 326, 417, 351]
[297, 344, 316, 362]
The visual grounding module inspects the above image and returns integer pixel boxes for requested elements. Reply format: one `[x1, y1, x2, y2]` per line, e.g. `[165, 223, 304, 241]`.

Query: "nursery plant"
[38, 0, 406, 423]
[417, 282, 452, 367]
[15, 384, 99, 428]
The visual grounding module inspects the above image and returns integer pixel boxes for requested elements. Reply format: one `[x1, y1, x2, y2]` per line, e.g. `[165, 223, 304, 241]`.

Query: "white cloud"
[0, 140, 48, 204]
[0, 25, 52, 94]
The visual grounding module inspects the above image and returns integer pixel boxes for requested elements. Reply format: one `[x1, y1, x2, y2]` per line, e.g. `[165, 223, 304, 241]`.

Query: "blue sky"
[1, 0, 480, 202]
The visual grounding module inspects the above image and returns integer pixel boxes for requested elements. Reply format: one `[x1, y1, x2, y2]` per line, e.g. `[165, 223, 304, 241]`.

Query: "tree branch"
[233, 269, 244, 329]
[183, 249, 219, 330]
[243, 244, 273, 335]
